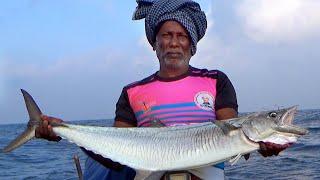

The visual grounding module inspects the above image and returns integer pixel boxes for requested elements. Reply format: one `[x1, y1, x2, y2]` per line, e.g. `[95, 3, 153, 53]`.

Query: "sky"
[1, 0, 320, 124]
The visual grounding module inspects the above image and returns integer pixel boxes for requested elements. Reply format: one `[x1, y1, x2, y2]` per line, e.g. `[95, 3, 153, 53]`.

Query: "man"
[36, 0, 289, 179]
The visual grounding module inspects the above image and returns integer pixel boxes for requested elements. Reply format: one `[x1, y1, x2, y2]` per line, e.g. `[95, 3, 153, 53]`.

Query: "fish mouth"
[275, 106, 308, 136]
[281, 106, 297, 125]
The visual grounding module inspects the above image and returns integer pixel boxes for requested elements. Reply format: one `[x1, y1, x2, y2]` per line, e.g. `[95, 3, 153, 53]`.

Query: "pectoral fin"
[229, 153, 242, 165]
[213, 120, 239, 136]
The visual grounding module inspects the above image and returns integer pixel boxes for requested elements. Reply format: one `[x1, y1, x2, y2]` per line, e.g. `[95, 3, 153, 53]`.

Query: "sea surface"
[0, 109, 319, 180]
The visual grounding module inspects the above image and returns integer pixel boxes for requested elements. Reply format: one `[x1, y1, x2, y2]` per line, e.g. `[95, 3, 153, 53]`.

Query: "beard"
[162, 57, 187, 70]
[160, 52, 190, 70]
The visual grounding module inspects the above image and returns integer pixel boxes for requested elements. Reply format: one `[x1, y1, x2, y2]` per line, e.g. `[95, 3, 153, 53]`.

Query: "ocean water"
[0, 109, 319, 180]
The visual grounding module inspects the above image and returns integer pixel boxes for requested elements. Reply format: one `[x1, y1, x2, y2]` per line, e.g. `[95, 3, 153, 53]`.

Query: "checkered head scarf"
[132, 0, 207, 55]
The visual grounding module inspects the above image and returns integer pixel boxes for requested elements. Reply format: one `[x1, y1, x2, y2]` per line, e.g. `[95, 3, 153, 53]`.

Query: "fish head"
[241, 106, 308, 145]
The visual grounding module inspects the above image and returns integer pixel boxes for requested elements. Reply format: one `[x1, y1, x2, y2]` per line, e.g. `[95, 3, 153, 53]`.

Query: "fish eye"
[269, 112, 277, 118]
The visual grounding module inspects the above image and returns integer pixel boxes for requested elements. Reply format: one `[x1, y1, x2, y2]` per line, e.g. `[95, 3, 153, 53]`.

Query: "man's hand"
[35, 115, 63, 142]
[258, 142, 292, 157]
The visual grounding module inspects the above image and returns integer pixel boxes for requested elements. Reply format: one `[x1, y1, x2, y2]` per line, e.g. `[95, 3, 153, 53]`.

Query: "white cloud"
[192, 33, 235, 70]
[205, 2, 214, 31]
[3, 48, 126, 79]
[133, 35, 159, 76]
[237, 0, 320, 43]
[138, 35, 152, 50]
[191, 6, 241, 72]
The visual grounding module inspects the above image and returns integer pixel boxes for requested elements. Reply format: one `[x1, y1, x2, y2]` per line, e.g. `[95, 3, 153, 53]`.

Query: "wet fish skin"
[2, 90, 308, 178]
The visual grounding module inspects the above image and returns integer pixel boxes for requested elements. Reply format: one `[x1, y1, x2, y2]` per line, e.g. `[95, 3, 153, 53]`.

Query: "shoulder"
[123, 73, 157, 91]
[189, 66, 229, 80]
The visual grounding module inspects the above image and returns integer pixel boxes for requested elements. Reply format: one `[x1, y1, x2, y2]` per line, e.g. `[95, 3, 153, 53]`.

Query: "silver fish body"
[53, 122, 258, 171]
[2, 89, 308, 179]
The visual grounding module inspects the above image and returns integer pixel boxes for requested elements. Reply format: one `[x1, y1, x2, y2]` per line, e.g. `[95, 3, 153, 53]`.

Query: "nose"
[169, 35, 179, 48]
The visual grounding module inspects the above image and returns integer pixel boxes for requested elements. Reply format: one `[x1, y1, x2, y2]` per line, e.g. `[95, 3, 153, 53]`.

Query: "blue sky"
[1, 0, 320, 124]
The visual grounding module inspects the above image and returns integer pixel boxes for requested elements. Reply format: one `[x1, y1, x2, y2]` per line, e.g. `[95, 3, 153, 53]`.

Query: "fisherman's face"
[154, 21, 192, 71]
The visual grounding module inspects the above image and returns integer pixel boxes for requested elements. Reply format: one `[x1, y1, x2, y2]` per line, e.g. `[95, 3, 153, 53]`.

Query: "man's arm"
[114, 119, 136, 127]
[216, 108, 238, 120]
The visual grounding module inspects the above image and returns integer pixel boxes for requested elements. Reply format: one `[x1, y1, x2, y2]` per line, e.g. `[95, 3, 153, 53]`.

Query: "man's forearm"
[216, 107, 238, 120]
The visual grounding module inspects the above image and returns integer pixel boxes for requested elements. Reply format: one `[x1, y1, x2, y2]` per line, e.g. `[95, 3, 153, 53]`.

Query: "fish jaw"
[241, 106, 308, 146]
[266, 106, 308, 144]
[257, 132, 298, 145]
[275, 106, 308, 136]
[279, 106, 297, 125]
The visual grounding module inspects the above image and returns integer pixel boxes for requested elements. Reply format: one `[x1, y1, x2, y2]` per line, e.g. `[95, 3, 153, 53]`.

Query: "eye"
[178, 34, 188, 39]
[269, 112, 277, 118]
[161, 33, 171, 39]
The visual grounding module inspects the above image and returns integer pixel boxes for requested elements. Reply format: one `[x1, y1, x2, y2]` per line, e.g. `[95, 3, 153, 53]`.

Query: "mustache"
[163, 51, 187, 63]
[165, 51, 183, 56]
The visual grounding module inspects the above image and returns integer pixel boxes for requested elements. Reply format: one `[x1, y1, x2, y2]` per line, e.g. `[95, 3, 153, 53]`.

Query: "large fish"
[3, 89, 308, 179]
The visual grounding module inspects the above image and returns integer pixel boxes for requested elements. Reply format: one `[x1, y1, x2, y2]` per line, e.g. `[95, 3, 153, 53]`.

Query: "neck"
[157, 65, 190, 78]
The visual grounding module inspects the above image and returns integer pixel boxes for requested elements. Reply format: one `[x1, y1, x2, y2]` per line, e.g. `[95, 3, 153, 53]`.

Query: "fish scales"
[3, 90, 308, 180]
[52, 123, 258, 171]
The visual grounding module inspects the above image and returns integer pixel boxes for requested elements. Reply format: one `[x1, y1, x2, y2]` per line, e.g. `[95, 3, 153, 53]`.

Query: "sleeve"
[215, 71, 238, 112]
[114, 88, 137, 126]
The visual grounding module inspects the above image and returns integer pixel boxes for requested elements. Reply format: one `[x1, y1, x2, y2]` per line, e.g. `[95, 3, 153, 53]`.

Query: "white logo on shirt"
[194, 91, 215, 111]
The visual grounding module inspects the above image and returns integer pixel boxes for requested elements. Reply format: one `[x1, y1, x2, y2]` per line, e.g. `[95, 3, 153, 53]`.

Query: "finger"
[45, 115, 63, 124]
[273, 147, 285, 156]
[267, 149, 274, 156]
[35, 127, 41, 138]
[38, 120, 45, 136]
[272, 144, 289, 156]
[259, 142, 267, 152]
[259, 142, 273, 157]
[272, 143, 289, 156]
[47, 126, 56, 141]
[258, 142, 266, 157]
[48, 125, 61, 141]
[258, 150, 268, 157]
[40, 114, 48, 121]
[258, 148, 268, 157]
[42, 120, 49, 137]
[48, 125, 54, 135]
[48, 125, 57, 138]
[268, 144, 279, 156]
[273, 150, 280, 156]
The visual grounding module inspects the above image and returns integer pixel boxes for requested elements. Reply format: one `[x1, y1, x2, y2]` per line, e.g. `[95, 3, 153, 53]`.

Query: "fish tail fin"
[2, 89, 42, 153]
[2, 127, 36, 153]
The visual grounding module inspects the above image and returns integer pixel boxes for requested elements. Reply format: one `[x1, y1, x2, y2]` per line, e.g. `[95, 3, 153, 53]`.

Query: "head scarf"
[132, 0, 207, 55]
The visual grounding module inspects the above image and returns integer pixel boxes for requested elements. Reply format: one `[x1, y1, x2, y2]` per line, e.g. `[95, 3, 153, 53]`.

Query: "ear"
[152, 42, 157, 51]
[152, 36, 159, 51]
